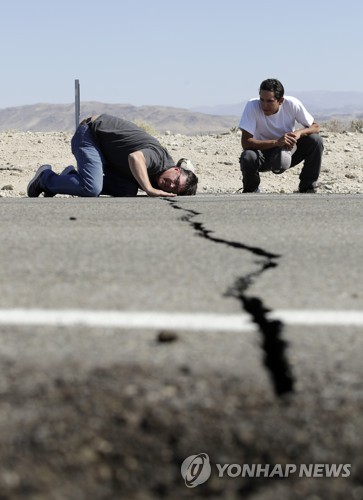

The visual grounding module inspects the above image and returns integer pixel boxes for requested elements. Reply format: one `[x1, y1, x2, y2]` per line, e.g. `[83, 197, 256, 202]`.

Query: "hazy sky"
[1, 0, 362, 109]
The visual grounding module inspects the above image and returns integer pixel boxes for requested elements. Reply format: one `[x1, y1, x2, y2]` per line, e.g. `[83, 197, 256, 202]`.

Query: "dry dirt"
[0, 129, 363, 196]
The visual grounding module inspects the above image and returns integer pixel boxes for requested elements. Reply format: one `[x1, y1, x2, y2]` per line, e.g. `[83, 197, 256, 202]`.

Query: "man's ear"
[278, 97, 284, 105]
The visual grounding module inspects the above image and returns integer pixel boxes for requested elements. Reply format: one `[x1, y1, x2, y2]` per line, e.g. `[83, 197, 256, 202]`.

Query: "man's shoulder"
[241, 98, 260, 117]
[283, 95, 304, 108]
[141, 146, 175, 174]
[245, 98, 260, 108]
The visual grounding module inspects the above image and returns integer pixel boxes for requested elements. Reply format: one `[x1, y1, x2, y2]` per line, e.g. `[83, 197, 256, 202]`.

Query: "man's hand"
[279, 123, 320, 148]
[145, 187, 176, 197]
[277, 132, 298, 150]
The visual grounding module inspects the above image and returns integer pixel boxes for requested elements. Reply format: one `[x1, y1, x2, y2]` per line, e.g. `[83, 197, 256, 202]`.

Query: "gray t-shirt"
[89, 114, 175, 181]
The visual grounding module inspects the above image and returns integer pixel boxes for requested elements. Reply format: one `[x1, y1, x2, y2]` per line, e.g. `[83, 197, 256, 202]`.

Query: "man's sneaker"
[27, 165, 52, 197]
[43, 165, 76, 197]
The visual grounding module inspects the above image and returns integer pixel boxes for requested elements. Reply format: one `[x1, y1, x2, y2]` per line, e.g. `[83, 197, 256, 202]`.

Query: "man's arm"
[241, 122, 320, 151]
[292, 122, 320, 140]
[241, 129, 281, 151]
[128, 151, 176, 197]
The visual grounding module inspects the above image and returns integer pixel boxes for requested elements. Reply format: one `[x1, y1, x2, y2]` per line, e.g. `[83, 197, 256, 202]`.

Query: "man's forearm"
[294, 122, 320, 138]
[241, 137, 280, 151]
[241, 122, 320, 151]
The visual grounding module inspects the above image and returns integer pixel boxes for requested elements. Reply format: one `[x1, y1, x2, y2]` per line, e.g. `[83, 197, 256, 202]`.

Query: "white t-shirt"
[238, 96, 314, 141]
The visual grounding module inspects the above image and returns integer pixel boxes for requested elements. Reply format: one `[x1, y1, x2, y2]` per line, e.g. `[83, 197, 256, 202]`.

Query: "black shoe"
[27, 165, 52, 197]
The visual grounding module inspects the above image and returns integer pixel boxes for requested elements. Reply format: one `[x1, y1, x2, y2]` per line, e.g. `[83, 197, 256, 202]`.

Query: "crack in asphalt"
[167, 200, 295, 396]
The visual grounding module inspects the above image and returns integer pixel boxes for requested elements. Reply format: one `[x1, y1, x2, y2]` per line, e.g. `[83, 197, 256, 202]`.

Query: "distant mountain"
[192, 91, 363, 121]
[2, 92, 362, 135]
[0, 102, 239, 135]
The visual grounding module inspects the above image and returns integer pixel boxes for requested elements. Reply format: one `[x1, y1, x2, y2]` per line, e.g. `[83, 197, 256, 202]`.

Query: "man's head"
[157, 164, 198, 196]
[259, 78, 285, 116]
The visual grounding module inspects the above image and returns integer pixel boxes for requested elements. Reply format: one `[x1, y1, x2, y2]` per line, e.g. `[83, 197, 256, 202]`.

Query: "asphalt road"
[0, 194, 362, 499]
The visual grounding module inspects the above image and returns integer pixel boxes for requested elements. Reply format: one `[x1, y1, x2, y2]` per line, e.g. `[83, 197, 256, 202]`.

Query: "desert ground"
[0, 128, 362, 196]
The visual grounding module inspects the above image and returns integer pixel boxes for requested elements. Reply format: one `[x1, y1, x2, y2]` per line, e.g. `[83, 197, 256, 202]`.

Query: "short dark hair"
[180, 168, 198, 196]
[259, 79, 285, 100]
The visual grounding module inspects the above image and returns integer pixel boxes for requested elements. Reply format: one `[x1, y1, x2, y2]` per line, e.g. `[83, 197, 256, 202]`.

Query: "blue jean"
[239, 134, 324, 192]
[40, 123, 139, 197]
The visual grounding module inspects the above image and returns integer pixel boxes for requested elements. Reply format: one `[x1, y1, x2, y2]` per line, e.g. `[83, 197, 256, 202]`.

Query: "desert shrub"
[134, 120, 157, 135]
[322, 119, 345, 133]
[349, 119, 363, 132]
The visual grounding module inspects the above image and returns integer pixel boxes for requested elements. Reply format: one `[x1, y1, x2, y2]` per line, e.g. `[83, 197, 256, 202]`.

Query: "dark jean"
[239, 134, 324, 192]
[40, 123, 139, 197]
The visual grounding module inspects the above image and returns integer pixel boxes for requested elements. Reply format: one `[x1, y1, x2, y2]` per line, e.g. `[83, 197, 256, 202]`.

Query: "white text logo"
[181, 453, 212, 488]
[181, 455, 351, 488]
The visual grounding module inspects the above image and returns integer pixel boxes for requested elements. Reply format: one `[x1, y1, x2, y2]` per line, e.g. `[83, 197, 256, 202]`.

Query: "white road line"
[0, 309, 362, 331]
[272, 310, 363, 326]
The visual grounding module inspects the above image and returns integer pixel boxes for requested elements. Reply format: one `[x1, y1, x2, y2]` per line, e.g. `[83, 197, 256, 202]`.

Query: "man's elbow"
[241, 140, 252, 150]
[241, 130, 253, 150]
[128, 151, 138, 162]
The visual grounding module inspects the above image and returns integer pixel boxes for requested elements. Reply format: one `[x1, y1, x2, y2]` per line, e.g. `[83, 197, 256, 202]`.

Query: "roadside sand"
[0, 129, 362, 196]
